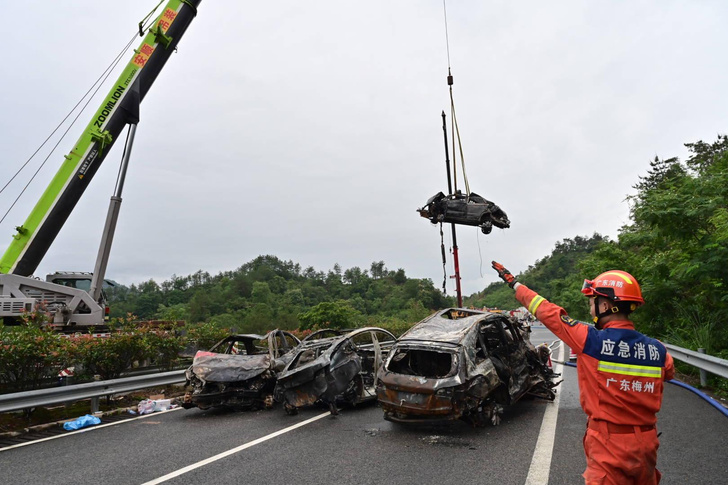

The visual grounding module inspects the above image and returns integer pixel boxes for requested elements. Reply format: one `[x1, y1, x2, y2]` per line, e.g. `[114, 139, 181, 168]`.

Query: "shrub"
[137, 324, 185, 370]
[184, 322, 231, 351]
[73, 331, 149, 380]
[0, 324, 71, 392]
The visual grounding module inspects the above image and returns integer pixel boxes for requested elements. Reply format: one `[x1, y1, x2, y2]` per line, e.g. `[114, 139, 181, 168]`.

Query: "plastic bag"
[152, 399, 172, 411]
[137, 399, 155, 415]
[137, 398, 172, 414]
[63, 414, 101, 431]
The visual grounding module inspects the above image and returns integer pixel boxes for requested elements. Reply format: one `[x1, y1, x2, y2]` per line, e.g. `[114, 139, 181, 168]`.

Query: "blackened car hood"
[188, 351, 272, 383]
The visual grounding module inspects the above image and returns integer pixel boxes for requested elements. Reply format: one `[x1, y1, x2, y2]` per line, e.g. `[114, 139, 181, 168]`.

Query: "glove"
[492, 261, 517, 288]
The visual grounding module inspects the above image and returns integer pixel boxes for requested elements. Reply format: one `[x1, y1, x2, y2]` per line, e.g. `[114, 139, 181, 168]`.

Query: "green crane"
[0, 0, 202, 329]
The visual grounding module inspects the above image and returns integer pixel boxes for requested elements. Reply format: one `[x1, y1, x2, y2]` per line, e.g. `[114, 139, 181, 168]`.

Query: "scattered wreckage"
[275, 327, 396, 415]
[418, 191, 510, 234]
[376, 308, 558, 426]
[183, 330, 300, 410]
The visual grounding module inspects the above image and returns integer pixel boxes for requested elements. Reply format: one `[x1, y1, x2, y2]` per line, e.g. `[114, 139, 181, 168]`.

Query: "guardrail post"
[698, 348, 708, 387]
[90, 374, 102, 413]
[60, 376, 74, 408]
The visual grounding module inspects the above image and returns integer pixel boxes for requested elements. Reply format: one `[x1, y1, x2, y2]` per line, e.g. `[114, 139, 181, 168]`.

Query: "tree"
[109, 255, 455, 338]
[298, 301, 363, 330]
[251, 281, 272, 305]
[582, 134, 728, 342]
[370, 261, 386, 279]
[241, 303, 274, 334]
[343, 266, 368, 285]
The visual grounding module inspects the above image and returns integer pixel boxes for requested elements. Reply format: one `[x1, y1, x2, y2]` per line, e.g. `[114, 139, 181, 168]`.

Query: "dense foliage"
[0, 317, 185, 391]
[108, 257, 453, 335]
[469, 135, 728, 361]
[582, 135, 728, 354]
[465, 234, 608, 321]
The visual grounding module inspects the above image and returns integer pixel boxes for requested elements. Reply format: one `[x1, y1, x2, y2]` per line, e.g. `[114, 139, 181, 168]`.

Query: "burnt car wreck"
[376, 309, 558, 426]
[418, 191, 510, 234]
[183, 330, 300, 410]
[275, 327, 396, 415]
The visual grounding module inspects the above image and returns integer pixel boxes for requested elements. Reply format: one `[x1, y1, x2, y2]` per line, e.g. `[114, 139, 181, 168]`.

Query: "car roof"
[294, 326, 395, 350]
[301, 328, 348, 341]
[398, 308, 500, 345]
[220, 329, 298, 342]
[222, 334, 267, 341]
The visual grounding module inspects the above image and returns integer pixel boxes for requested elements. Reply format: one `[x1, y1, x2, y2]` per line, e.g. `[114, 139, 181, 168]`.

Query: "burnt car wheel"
[284, 402, 299, 415]
[340, 375, 363, 405]
[480, 218, 493, 234]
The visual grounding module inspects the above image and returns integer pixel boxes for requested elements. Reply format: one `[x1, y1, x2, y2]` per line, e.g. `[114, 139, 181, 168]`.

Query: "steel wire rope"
[449, 95, 471, 196]
[442, 0, 471, 197]
[139, 1, 166, 35]
[440, 222, 447, 293]
[0, 33, 133, 199]
[0, 6, 162, 227]
[476, 227, 485, 278]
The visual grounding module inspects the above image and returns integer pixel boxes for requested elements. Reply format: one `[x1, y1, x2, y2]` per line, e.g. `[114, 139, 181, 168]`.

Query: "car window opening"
[442, 309, 480, 320]
[387, 349, 454, 378]
[289, 343, 333, 369]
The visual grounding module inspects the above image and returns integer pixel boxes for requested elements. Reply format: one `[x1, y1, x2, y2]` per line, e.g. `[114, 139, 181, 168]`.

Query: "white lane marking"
[0, 407, 183, 452]
[142, 411, 332, 485]
[525, 341, 565, 485]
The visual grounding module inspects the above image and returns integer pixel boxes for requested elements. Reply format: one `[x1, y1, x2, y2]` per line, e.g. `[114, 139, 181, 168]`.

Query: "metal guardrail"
[0, 370, 185, 414]
[664, 343, 728, 380]
[1, 343, 726, 415]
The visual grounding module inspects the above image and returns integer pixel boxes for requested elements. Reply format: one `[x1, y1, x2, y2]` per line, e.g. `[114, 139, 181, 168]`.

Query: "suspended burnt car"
[376, 308, 558, 426]
[182, 330, 301, 410]
[275, 327, 396, 415]
[418, 191, 510, 234]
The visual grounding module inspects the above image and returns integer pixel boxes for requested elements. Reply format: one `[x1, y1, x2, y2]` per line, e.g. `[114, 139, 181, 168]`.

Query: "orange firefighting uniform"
[515, 284, 674, 485]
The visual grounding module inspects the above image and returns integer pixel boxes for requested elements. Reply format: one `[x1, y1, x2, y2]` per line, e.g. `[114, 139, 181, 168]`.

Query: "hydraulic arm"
[0, 0, 201, 277]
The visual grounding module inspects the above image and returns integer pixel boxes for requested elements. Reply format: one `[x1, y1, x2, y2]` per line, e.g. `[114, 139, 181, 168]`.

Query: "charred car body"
[376, 309, 558, 426]
[418, 191, 510, 234]
[275, 327, 396, 415]
[183, 330, 300, 410]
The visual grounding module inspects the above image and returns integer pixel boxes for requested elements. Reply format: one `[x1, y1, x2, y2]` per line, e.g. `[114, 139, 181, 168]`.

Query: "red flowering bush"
[0, 324, 71, 392]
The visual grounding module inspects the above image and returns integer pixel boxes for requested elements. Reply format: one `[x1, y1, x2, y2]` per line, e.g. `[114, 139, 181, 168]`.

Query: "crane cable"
[0, 5, 164, 226]
[440, 222, 447, 294]
[450, 85, 471, 196]
[139, 1, 166, 35]
[443, 0, 471, 197]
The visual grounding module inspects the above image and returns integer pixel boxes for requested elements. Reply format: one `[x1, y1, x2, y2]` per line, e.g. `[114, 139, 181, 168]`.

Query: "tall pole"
[441, 112, 463, 308]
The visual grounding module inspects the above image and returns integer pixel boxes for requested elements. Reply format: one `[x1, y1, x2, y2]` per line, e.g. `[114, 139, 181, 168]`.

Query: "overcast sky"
[1, 1, 726, 296]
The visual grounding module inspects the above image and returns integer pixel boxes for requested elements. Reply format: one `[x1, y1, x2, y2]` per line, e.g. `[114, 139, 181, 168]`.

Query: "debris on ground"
[137, 398, 177, 415]
[62, 414, 101, 431]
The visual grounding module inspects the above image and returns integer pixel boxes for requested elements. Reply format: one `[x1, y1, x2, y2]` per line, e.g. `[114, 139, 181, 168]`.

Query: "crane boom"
[0, 0, 201, 276]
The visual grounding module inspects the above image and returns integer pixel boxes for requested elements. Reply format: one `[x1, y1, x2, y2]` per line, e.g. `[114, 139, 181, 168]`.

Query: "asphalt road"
[1, 327, 726, 484]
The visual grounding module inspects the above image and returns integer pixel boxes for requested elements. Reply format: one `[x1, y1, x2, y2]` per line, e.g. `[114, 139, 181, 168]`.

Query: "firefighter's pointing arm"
[491, 261, 589, 353]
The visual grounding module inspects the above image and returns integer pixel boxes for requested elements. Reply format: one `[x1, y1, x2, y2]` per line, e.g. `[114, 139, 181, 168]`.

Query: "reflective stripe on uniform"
[528, 295, 545, 315]
[597, 361, 663, 378]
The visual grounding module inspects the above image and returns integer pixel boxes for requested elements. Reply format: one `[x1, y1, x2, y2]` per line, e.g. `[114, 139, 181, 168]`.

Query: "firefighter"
[491, 261, 674, 485]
